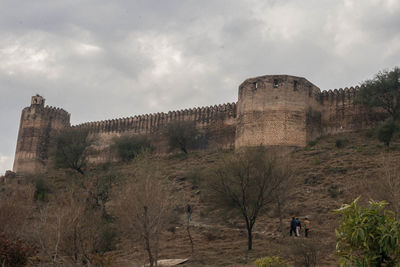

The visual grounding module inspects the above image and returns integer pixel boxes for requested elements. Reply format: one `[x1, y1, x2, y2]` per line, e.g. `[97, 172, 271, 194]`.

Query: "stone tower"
[235, 75, 322, 148]
[13, 95, 70, 174]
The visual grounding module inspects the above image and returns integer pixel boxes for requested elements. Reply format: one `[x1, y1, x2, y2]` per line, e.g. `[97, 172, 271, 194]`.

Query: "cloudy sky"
[1, 0, 400, 174]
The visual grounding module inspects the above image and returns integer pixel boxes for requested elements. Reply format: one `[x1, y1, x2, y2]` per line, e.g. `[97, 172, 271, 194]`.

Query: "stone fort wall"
[12, 75, 386, 174]
[72, 103, 237, 163]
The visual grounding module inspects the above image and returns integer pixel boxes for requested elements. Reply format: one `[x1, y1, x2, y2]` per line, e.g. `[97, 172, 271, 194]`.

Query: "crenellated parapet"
[72, 102, 237, 134]
[319, 86, 360, 106]
[13, 74, 389, 175]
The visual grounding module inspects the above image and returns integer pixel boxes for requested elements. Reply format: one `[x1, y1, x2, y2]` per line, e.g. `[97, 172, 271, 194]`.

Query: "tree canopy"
[205, 147, 286, 250]
[165, 121, 198, 154]
[356, 67, 400, 120]
[54, 129, 92, 175]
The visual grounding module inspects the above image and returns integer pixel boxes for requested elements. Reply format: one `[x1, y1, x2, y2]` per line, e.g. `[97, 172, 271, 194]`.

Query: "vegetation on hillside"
[335, 197, 400, 266]
[112, 135, 152, 161]
[3, 67, 400, 266]
[54, 128, 92, 174]
[165, 120, 198, 153]
[204, 147, 291, 250]
[356, 67, 400, 147]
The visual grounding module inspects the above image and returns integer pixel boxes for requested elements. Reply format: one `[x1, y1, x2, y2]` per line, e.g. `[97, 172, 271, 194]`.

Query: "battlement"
[13, 74, 385, 174]
[319, 86, 360, 105]
[72, 102, 237, 134]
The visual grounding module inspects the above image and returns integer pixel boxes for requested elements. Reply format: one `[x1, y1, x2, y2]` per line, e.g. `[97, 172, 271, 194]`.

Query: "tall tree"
[115, 155, 176, 267]
[165, 121, 198, 154]
[206, 147, 285, 250]
[356, 67, 400, 120]
[355, 67, 400, 147]
[54, 129, 92, 175]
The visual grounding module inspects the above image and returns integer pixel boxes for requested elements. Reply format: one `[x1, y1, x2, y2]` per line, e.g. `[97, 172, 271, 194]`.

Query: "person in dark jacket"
[290, 217, 296, 236]
[295, 218, 301, 237]
[186, 204, 192, 222]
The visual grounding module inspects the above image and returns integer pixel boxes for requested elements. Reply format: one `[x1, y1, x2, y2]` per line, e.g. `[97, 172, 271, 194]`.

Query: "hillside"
[2, 130, 400, 266]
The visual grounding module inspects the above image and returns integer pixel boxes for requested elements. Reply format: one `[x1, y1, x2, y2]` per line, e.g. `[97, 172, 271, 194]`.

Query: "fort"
[12, 74, 385, 174]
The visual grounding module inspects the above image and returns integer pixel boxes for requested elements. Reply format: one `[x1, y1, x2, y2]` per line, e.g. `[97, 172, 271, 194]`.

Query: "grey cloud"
[1, 0, 400, 174]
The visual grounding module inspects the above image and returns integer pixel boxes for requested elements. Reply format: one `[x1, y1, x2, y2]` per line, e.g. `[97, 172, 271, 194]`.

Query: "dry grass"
[2, 130, 400, 266]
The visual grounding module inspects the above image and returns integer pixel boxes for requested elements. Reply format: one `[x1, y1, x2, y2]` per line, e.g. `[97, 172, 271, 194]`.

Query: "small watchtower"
[31, 94, 45, 106]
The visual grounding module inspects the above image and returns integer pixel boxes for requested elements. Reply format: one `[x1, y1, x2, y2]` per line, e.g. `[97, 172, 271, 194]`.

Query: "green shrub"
[377, 120, 399, 147]
[312, 156, 320, 165]
[254, 256, 291, 267]
[112, 135, 152, 162]
[335, 197, 400, 266]
[356, 146, 364, 153]
[335, 138, 348, 148]
[328, 184, 341, 198]
[33, 178, 51, 201]
[307, 140, 317, 147]
[96, 227, 117, 253]
[165, 121, 198, 154]
[365, 129, 375, 138]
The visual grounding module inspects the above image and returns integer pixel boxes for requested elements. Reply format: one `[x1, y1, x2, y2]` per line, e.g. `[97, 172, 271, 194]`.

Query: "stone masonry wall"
[13, 74, 389, 174]
[72, 103, 237, 163]
[320, 87, 387, 135]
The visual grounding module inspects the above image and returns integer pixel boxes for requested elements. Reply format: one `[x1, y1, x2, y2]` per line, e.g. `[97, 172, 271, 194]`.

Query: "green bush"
[335, 197, 400, 266]
[96, 227, 117, 253]
[377, 119, 399, 147]
[165, 121, 198, 154]
[33, 178, 51, 202]
[328, 184, 341, 198]
[307, 140, 317, 147]
[112, 135, 152, 162]
[254, 256, 291, 267]
[365, 129, 375, 138]
[312, 156, 320, 165]
[335, 138, 348, 148]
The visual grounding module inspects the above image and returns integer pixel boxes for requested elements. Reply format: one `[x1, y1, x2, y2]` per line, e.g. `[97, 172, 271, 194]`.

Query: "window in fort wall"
[254, 82, 258, 90]
[273, 79, 278, 88]
[293, 80, 298, 91]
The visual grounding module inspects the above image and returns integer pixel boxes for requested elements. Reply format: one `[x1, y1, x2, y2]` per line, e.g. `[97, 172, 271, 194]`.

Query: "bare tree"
[34, 188, 112, 266]
[115, 156, 176, 267]
[206, 147, 285, 250]
[291, 239, 320, 267]
[0, 184, 35, 238]
[270, 160, 294, 235]
[364, 154, 400, 217]
[0, 185, 36, 266]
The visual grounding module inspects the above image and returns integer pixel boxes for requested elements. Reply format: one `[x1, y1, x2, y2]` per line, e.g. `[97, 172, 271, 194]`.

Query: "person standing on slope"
[304, 218, 310, 238]
[295, 218, 301, 237]
[290, 217, 296, 236]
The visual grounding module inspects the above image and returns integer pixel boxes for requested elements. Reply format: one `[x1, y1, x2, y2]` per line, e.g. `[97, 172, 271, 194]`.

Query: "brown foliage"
[363, 154, 400, 217]
[34, 188, 114, 265]
[0, 184, 34, 238]
[115, 155, 177, 267]
[290, 239, 320, 267]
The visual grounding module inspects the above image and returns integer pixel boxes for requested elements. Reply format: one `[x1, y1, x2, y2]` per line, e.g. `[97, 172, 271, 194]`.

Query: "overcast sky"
[1, 0, 400, 174]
